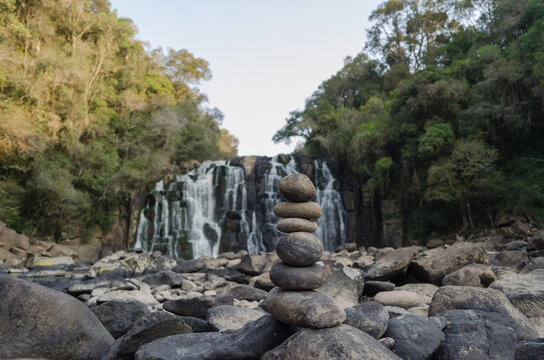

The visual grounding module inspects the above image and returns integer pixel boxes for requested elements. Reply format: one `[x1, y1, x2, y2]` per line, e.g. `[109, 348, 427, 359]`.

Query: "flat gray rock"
[277, 218, 318, 233]
[273, 201, 322, 219]
[266, 287, 346, 328]
[261, 325, 402, 360]
[270, 262, 326, 290]
[275, 232, 323, 266]
[364, 246, 419, 281]
[134, 315, 294, 360]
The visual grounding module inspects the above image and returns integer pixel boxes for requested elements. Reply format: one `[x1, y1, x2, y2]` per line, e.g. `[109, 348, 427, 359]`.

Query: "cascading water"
[135, 156, 348, 258]
[315, 159, 347, 251]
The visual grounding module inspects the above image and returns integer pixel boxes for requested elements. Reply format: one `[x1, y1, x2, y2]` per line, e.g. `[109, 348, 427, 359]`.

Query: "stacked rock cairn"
[266, 174, 346, 328]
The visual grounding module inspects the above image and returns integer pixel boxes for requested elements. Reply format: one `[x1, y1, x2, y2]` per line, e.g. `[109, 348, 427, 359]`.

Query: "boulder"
[163, 294, 234, 319]
[135, 315, 294, 360]
[375, 290, 424, 309]
[266, 287, 346, 328]
[48, 243, 78, 258]
[442, 263, 496, 287]
[236, 253, 268, 275]
[275, 232, 323, 266]
[226, 284, 268, 301]
[270, 262, 326, 290]
[278, 174, 317, 202]
[428, 285, 539, 339]
[488, 250, 529, 272]
[173, 259, 206, 273]
[273, 201, 322, 219]
[384, 314, 445, 360]
[363, 246, 419, 281]
[0, 276, 113, 360]
[102, 311, 192, 360]
[91, 300, 150, 339]
[207, 305, 267, 331]
[317, 260, 364, 308]
[515, 338, 544, 360]
[343, 301, 389, 339]
[490, 269, 544, 336]
[142, 270, 185, 288]
[277, 218, 318, 233]
[434, 310, 517, 360]
[261, 325, 402, 360]
[408, 242, 488, 285]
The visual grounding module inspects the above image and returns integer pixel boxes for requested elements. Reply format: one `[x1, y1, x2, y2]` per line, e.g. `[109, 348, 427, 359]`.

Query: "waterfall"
[315, 159, 347, 251]
[135, 156, 348, 258]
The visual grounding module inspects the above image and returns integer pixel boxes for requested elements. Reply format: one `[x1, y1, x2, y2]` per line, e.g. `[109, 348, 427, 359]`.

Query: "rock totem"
[266, 174, 345, 328]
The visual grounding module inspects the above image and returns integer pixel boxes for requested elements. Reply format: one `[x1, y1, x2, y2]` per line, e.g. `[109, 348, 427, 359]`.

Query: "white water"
[135, 157, 347, 257]
[315, 159, 347, 251]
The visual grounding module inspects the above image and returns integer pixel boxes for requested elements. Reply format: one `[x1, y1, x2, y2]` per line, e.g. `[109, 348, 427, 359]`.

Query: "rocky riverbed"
[1, 227, 544, 359]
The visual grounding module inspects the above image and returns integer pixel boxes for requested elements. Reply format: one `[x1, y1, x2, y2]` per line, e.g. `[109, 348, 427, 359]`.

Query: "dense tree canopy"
[275, 0, 544, 238]
[0, 0, 237, 238]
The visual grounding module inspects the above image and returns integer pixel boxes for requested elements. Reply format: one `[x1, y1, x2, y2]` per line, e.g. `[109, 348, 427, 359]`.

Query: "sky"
[109, 0, 383, 156]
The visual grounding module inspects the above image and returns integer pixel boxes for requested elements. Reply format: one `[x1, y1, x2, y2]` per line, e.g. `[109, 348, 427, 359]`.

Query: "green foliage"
[274, 0, 544, 237]
[0, 0, 237, 239]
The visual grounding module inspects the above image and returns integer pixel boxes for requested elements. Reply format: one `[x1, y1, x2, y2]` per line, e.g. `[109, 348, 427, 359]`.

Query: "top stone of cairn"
[279, 174, 316, 202]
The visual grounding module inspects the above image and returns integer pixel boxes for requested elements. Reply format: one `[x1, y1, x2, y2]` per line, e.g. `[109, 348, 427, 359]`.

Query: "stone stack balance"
[266, 174, 346, 328]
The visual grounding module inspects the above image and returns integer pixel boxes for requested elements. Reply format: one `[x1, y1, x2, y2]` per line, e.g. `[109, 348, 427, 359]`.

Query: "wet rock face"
[275, 232, 323, 266]
[279, 173, 317, 202]
[266, 287, 346, 328]
[0, 276, 114, 360]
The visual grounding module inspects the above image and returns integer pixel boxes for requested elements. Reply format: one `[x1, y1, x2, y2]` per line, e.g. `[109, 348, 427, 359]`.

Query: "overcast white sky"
[109, 0, 383, 156]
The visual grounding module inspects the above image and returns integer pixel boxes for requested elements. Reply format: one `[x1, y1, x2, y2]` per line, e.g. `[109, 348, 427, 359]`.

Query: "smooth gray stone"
[0, 275, 113, 360]
[277, 218, 318, 233]
[207, 305, 267, 331]
[275, 232, 323, 266]
[266, 287, 345, 328]
[270, 262, 326, 290]
[344, 301, 389, 339]
[279, 174, 316, 202]
[273, 201, 322, 219]
[261, 325, 402, 360]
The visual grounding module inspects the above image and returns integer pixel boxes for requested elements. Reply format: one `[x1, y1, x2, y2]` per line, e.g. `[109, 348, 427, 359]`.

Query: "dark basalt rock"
[384, 314, 445, 360]
[429, 285, 539, 339]
[141, 270, 185, 288]
[0, 275, 114, 360]
[101, 311, 192, 360]
[227, 284, 268, 301]
[163, 294, 234, 319]
[261, 325, 402, 360]
[434, 310, 517, 360]
[363, 280, 396, 296]
[275, 232, 323, 267]
[270, 262, 326, 290]
[134, 315, 295, 360]
[515, 338, 544, 360]
[91, 300, 150, 339]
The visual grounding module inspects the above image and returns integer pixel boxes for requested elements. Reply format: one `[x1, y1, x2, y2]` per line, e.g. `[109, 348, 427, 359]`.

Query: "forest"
[274, 0, 544, 238]
[1, 0, 543, 242]
[0, 0, 238, 239]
